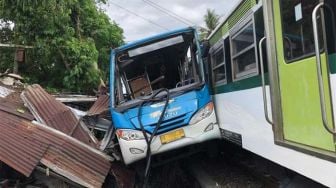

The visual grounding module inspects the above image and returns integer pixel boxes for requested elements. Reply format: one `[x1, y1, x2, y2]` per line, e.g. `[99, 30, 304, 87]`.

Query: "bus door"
[272, 0, 336, 152]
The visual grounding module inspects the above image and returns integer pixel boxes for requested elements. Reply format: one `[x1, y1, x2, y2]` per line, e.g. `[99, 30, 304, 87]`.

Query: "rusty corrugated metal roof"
[0, 108, 113, 187]
[0, 110, 48, 176]
[33, 121, 113, 188]
[21, 84, 98, 147]
[41, 147, 109, 188]
[87, 95, 110, 116]
[0, 84, 121, 187]
[0, 98, 34, 120]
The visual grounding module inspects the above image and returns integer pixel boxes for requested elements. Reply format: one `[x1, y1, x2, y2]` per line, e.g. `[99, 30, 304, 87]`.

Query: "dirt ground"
[146, 145, 265, 188]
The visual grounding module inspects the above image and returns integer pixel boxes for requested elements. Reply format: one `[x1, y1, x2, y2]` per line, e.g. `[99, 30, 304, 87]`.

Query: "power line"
[143, 0, 196, 25]
[109, 1, 169, 31]
[142, 0, 191, 26]
[142, 0, 197, 26]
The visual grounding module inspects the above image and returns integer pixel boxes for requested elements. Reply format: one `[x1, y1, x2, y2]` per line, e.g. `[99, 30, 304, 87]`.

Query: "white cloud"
[104, 0, 239, 42]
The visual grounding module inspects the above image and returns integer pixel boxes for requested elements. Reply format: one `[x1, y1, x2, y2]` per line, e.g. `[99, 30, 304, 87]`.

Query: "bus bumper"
[117, 111, 220, 165]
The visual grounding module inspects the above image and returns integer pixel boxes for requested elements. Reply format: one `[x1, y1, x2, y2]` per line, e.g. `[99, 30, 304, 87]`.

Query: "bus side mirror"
[201, 40, 210, 58]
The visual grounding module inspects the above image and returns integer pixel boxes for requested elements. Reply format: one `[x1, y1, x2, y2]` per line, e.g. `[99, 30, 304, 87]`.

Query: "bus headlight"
[189, 102, 214, 125]
[116, 129, 146, 141]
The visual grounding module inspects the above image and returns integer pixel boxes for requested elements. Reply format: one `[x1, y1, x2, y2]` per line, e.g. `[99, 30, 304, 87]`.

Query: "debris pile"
[22, 84, 98, 147]
[0, 75, 134, 188]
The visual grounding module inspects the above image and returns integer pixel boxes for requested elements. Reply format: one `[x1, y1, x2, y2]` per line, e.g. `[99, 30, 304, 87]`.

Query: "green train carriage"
[206, 0, 336, 187]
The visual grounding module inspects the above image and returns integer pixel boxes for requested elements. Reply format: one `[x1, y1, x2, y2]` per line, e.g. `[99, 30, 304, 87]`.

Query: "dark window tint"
[231, 24, 255, 55]
[325, 0, 336, 53]
[233, 49, 257, 79]
[211, 46, 226, 84]
[255, 7, 268, 73]
[280, 0, 321, 61]
[213, 66, 226, 82]
[224, 38, 232, 83]
[214, 48, 224, 67]
[231, 21, 258, 80]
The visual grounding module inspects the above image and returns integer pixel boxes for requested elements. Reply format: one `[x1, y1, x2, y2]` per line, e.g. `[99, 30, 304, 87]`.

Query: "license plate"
[160, 129, 185, 144]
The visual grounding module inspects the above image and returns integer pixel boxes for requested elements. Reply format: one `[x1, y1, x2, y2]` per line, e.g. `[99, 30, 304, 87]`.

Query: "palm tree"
[204, 9, 219, 37]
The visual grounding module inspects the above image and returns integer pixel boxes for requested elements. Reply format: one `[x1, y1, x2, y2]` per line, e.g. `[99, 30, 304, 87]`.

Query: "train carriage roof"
[207, 0, 260, 45]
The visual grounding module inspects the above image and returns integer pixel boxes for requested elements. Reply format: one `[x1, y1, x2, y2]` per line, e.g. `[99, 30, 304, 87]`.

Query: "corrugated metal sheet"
[0, 108, 112, 187]
[0, 98, 34, 120]
[87, 95, 110, 116]
[0, 84, 122, 187]
[33, 121, 113, 188]
[0, 110, 48, 177]
[41, 148, 108, 188]
[21, 84, 98, 147]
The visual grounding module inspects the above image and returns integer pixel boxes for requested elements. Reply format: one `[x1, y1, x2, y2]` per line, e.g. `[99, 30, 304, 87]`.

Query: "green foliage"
[204, 9, 219, 37]
[0, 21, 14, 72]
[0, 0, 124, 93]
[62, 38, 100, 92]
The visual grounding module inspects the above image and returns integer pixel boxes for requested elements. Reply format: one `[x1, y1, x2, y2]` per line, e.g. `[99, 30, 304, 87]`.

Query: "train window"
[280, 0, 322, 61]
[213, 47, 224, 67]
[211, 44, 226, 84]
[231, 22, 258, 81]
[325, 0, 336, 54]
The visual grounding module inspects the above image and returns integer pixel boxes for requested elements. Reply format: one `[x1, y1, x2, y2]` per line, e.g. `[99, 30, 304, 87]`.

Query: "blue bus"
[109, 27, 220, 165]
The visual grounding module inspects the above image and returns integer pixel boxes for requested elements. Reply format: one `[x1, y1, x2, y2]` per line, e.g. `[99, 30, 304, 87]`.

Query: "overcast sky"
[103, 0, 240, 42]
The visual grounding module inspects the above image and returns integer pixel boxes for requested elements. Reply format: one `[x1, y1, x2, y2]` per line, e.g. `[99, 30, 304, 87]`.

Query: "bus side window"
[210, 40, 226, 86]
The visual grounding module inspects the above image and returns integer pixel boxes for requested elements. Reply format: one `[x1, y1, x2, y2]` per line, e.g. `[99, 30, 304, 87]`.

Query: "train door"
[272, 0, 336, 152]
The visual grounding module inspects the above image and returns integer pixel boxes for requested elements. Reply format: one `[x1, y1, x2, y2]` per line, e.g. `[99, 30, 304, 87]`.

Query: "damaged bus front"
[110, 27, 220, 165]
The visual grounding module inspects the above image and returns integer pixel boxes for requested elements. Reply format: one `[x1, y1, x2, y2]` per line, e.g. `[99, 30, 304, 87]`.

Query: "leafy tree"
[0, 20, 14, 71]
[204, 9, 219, 37]
[0, 0, 124, 93]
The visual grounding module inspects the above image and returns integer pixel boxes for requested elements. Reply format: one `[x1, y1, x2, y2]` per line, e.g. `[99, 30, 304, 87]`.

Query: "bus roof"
[115, 27, 195, 52]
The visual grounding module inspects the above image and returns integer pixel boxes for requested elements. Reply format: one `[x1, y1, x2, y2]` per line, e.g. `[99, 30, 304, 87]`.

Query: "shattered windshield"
[115, 32, 202, 105]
